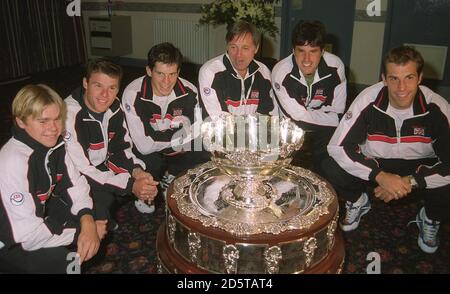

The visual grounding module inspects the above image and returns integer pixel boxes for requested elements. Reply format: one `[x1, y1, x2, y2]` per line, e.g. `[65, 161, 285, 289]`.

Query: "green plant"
[198, 0, 280, 39]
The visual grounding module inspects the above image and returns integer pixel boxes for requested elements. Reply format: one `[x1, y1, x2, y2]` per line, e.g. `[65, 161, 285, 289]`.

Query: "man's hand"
[77, 215, 101, 264]
[95, 220, 108, 240]
[375, 171, 412, 199]
[132, 176, 158, 202]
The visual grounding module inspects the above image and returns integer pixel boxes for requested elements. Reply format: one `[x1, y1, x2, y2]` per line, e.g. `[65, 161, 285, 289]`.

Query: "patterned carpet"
[1, 64, 448, 274]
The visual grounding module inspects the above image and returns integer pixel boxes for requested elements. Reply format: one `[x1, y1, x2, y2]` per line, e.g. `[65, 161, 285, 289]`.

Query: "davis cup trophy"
[156, 115, 344, 273]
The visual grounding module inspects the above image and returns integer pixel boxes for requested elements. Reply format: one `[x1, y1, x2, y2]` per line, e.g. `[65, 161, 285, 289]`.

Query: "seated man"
[325, 46, 450, 254]
[65, 59, 158, 222]
[199, 20, 276, 117]
[0, 84, 105, 273]
[272, 20, 347, 177]
[122, 43, 209, 193]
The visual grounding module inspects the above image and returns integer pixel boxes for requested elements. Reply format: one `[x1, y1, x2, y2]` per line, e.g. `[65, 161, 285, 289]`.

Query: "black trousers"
[135, 149, 210, 181]
[321, 156, 450, 221]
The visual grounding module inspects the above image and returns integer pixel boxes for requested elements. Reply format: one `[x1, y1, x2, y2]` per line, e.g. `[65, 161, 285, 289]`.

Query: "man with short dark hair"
[122, 43, 208, 198]
[199, 20, 276, 116]
[65, 59, 158, 226]
[325, 46, 450, 254]
[272, 20, 347, 177]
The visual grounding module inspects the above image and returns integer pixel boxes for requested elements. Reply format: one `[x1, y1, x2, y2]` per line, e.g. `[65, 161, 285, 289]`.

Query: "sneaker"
[160, 174, 175, 199]
[410, 207, 440, 254]
[134, 199, 155, 214]
[340, 193, 371, 232]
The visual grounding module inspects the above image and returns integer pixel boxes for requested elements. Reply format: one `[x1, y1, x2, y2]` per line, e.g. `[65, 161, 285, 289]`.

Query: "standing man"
[65, 59, 158, 227]
[325, 46, 450, 254]
[199, 20, 276, 117]
[0, 84, 105, 273]
[272, 20, 347, 177]
[122, 43, 208, 193]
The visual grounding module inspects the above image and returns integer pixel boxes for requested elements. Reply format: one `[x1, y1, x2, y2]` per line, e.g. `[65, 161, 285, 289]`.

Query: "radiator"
[152, 18, 210, 65]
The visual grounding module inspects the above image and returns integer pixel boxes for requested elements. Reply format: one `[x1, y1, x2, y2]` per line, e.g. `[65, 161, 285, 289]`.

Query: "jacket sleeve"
[198, 62, 228, 117]
[327, 88, 382, 181]
[64, 105, 134, 195]
[415, 99, 450, 189]
[272, 57, 346, 129]
[0, 167, 76, 251]
[255, 63, 275, 115]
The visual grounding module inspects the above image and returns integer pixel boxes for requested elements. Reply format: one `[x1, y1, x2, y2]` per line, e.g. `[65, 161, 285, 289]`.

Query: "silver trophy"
[201, 114, 304, 217]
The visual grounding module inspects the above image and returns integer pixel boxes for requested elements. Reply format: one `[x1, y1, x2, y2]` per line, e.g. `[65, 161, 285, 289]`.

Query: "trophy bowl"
[201, 114, 304, 212]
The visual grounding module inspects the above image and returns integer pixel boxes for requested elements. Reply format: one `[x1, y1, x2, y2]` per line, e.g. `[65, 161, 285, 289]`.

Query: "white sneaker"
[134, 199, 155, 214]
[340, 193, 371, 232]
[410, 207, 440, 254]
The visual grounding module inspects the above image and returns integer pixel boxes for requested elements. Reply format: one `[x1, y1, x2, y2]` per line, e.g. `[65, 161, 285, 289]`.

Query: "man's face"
[227, 32, 258, 77]
[382, 61, 422, 110]
[146, 62, 179, 97]
[16, 103, 63, 147]
[83, 72, 120, 113]
[293, 44, 323, 76]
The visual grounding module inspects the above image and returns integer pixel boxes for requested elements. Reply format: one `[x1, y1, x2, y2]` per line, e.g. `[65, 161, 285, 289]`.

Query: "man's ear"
[16, 117, 26, 129]
[82, 77, 88, 90]
[381, 73, 387, 86]
[418, 72, 423, 84]
[146, 66, 152, 77]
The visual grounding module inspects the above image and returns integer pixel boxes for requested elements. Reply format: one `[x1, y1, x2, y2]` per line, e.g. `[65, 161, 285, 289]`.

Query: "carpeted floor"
[1, 64, 448, 274]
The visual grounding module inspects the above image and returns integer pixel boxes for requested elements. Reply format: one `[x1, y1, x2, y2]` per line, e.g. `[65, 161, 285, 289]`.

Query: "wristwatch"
[407, 175, 418, 189]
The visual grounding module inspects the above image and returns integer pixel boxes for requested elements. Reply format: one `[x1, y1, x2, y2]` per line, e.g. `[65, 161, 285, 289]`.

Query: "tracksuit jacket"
[0, 127, 92, 251]
[328, 82, 450, 189]
[122, 75, 201, 155]
[272, 51, 347, 130]
[198, 53, 275, 116]
[65, 87, 145, 195]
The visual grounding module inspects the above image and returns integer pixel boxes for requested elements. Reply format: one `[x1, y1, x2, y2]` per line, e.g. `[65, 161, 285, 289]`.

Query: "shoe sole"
[340, 205, 371, 232]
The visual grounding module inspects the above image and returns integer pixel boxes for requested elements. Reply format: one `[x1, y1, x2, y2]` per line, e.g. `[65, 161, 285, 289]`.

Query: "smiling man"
[122, 43, 209, 199]
[325, 46, 450, 254]
[272, 20, 347, 177]
[64, 59, 158, 229]
[0, 84, 104, 273]
[199, 20, 276, 116]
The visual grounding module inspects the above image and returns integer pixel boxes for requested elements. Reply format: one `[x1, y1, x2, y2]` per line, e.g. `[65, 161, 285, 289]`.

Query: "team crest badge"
[10, 192, 24, 206]
[413, 126, 425, 136]
[345, 111, 353, 120]
[173, 108, 183, 116]
[203, 87, 211, 96]
[250, 90, 259, 99]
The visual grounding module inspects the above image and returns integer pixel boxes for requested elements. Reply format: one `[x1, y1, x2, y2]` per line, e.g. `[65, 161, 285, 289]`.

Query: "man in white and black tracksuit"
[0, 84, 102, 273]
[65, 59, 158, 223]
[122, 43, 209, 188]
[272, 20, 347, 178]
[324, 46, 450, 254]
[199, 21, 276, 117]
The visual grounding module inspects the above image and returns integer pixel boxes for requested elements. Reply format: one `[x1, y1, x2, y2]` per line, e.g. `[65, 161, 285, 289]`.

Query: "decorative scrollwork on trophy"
[303, 237, 318, 268]
[223, 244, 240, 274]
[264, 246, 282, 274]
[188, 232, 201, 264]
[168, 214, 176, 244]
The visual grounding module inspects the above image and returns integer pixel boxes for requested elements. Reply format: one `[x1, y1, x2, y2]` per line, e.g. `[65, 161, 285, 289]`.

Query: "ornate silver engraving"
[304, 237, 318, 268]
[223, 244, 240, 274]
[187, 232, 201, 264]
[156, 256, 163, 274]
[167, 214, 176, 244]
[327, 214, 338, 250]
[264, 246, 282, 274]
